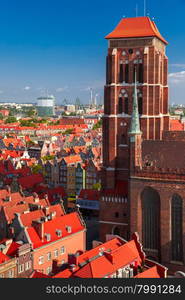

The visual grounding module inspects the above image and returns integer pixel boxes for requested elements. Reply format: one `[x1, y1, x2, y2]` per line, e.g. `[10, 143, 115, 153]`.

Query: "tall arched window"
[171, 194, 183, 261]
[133, 64, 137, 82]
[139, 63, 143, 83]
[124, 97, 129, 114]
[118, 97, 123, 114]
[125, 64, 129, 83]
[119, 63, 124, 83]
[138, 96, 143, 115]
[121, 134, 126, 144]
[141, 187, 160, 250]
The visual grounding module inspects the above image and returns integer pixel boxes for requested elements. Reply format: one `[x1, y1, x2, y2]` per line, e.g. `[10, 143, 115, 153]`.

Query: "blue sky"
[0, 0, 184, 104]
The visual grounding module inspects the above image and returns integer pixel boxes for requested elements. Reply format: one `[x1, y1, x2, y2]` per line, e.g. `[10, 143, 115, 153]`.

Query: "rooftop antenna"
[144, 0, 146, 16]
[90, 88, 93, 107]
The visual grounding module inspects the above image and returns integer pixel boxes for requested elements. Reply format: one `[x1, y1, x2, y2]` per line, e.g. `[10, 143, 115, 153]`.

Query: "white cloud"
[23, 86, 31, 91]
[168, 71, 185, 84]
[170, 64, 185, 68]
[56, 86, 68, 92]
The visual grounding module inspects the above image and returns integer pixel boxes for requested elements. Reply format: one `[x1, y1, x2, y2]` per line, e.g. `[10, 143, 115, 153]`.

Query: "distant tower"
[90, 88, 93, 107]
[36, 95, 56, 117]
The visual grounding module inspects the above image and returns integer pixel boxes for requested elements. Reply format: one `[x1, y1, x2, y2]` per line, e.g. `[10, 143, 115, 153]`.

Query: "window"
[38, 256, 44, 265]
[121, 134, 126, 145]
[119, 63, 124, 83]
[66, 226, 72, 233]
[25, 261, 32, 271]
[118, 97, 123, 114]
[115, 212, 119, 218]
[0, 273, 4, 278]
[141, 187, 160, 250]
[138, 97, 143, 115]
[113, 227, 120, 236]
[8, 269, 14, 278]
[47, 252, 52, 261]
[61, 246, 65, 254]
[46, 266, 52, 275]
[125, 64, 129, 83]
[124, 97, 129, 114]
[171, 194, 183, 261]
[18, 264, 24, 274]
[139, 64, 143, 83]
[54, 249, 59, 258]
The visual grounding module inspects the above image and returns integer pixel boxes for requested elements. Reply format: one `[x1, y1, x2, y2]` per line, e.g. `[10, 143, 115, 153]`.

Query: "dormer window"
[66, 226, 72, 233]
[45, 233, 51, 242]
[56, 229, 62, 237]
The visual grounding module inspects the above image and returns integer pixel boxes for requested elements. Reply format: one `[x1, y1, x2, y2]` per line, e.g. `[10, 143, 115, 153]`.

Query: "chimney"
[50, 211, 56, 220]
[32, 220, 44, 241]
[43, 206, 50, 215]
[33, 193, 39, 203]
[4, 239, 13, 247]
[9, 227, 15, 238]
[69, 264, 76, 272]
[5, 185, 11, 193]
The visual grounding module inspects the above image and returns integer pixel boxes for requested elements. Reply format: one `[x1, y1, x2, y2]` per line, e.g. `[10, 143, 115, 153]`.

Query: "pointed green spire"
[129, 69, 141, 135]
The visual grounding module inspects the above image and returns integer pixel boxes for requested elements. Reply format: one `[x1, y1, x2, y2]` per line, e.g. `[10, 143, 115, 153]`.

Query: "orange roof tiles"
[105, 17, 168, 44]
[27, 212, 85, 249]
[170, 119, 184, 131]
[134, 266, 161, 278]
[64, 155, 81, 165]
[20, 204, 64, 227]
[0, 252, 10, 264]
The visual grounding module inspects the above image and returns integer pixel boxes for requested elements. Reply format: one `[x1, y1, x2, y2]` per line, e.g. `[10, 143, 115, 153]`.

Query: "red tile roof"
[5, 241, 20, 257]
[103, 180, 128, 197]
[79, 189, 100, 201]
[72, 238, 142, 278]
[105, 17, 168, 44]
[64, 155, 81, 165]
[30, 271, 51, 278]
[26, 212, 85, 249]
[170, 119, 184, 131]
[0, 252, 10, 264]
[18, 173, 44, 189]
[20, 204, 64, 227]
[134, 266, 161, 278]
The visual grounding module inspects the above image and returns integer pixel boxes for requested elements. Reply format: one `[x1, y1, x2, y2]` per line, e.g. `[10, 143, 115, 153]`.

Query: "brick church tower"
[100, 16, 170, 241]
[100, 17, 185, 273]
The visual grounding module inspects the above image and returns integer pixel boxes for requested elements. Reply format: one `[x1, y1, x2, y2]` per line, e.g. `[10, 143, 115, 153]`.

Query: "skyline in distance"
[0, 0, 184, 104]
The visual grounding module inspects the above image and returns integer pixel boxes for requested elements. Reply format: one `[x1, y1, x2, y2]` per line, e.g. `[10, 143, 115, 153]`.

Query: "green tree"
[92, 182, 101, 191]
[5, 116, 17, 123]
[63, 128, 73, 135]
[42, 155, 55, 161]
[92, 119, 102, 130]
[31, 164, 43, 174]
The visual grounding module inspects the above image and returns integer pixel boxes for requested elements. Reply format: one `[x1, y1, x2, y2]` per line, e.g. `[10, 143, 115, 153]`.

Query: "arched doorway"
[141, 187, 160, 251]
